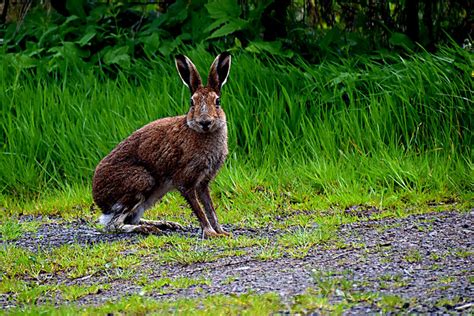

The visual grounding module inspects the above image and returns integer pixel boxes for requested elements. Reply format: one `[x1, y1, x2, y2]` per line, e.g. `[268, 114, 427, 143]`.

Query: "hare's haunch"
[92, 52, 232, 238]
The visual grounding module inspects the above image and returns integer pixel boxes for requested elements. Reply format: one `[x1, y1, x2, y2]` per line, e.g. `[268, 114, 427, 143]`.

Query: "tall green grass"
[0, 45, 472, 205]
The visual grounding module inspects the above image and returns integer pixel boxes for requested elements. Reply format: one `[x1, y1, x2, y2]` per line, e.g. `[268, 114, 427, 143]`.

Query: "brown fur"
[92, 53, 232, 237]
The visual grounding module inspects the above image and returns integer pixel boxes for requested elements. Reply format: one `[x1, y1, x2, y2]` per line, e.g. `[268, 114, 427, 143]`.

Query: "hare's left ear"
[208, 52, 231, 94]
[175, 54, 202, 94]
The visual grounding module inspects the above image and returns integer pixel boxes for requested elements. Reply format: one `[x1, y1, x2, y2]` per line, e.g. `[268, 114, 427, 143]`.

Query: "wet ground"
[2, 209, 473, 314]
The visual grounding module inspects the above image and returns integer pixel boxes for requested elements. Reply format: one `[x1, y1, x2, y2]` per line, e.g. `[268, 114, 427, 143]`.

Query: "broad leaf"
[65, 0, 87, 18]
[389, 32, 415, 51]
[103, 46, 130, 68]
[206, 0, 241, 19]
[77, 32, 96, 47]
[246, 41, 293, 58]
[141, 33, 161, 56]
[207, 19, 247, 39]
[204, 18, 228, 34]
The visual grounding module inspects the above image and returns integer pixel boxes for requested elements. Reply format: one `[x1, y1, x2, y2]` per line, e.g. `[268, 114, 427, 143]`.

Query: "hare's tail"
[99, 213, 114, 226]
[99, 202, 134, 228]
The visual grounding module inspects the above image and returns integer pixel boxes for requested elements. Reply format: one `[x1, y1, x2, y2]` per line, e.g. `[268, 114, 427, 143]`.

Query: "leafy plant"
[3, 0, 468, 77]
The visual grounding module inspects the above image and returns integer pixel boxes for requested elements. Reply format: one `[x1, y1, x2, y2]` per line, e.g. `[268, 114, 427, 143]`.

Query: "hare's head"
[175, 52, 231, 133]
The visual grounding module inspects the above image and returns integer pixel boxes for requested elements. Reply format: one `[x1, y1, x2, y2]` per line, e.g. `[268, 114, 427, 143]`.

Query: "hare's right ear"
[208, 52, 231, 94]
[175, 55, 202, 94]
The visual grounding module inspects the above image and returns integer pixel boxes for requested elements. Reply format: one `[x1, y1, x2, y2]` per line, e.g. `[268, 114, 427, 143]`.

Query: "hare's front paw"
[215, 226, 232, 237]
[217, 230, 232, 237]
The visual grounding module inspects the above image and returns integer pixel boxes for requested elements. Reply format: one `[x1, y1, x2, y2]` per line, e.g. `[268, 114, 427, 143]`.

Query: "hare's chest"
[186, 145, 227, 181]
[176, 129, 227, 181]
[195, 145, 227, 174]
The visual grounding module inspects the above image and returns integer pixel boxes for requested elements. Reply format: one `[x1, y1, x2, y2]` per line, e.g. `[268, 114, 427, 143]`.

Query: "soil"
[2, 209, 473, 314]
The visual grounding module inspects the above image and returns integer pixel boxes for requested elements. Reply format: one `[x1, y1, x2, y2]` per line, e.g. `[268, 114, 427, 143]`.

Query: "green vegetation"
[0, 219, 41, 241]
[404, 248, 423, 263]
[0, 242, 135, 279]
[378, 294, 410, 311]
[4, 292, 286, 316]
[1, 45, 472, 217]
[2, 0, 470, 69]
[6, 264, 461, 315]
[139, 276, 211, 295]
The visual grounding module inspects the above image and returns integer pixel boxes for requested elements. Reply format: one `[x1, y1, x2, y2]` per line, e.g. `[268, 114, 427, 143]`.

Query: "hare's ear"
[175, 54, 202, 94]
[208, 52, 231, 94]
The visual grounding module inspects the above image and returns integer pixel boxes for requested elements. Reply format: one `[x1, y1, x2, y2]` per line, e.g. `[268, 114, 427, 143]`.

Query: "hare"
[92, 52, 232, 238]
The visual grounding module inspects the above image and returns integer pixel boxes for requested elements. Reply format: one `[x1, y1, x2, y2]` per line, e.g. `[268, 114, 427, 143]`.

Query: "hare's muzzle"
[198, 119, 212, 131]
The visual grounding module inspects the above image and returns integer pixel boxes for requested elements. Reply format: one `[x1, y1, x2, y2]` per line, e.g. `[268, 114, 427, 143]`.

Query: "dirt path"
[3, 210, 473, 314]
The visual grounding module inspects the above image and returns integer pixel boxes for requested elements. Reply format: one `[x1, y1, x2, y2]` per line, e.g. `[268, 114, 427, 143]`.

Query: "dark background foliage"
[1, 0, 472, 73]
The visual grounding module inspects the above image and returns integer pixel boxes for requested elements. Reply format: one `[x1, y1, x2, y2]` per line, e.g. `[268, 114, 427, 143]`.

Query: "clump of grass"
[162, 245, 217, 265]
[452, 248, 473, 259]
[59, 284, 110, 301]
[278, 225, 336, 258]
[311, 270, 353, 298]
[0, 246, 48, 279]
[290, 270, 382, 313]
[0, 220, 23, 241]
[291, 292, 334, 313]
[50, 242, 138, 278]
[435, 296, 463, 309]
[378, 294, 410, 311]
[254, 245, 283, 261]
[137, 234, 257, 265]
[404, 248, 423, 263]
[0, 219, 41, 241]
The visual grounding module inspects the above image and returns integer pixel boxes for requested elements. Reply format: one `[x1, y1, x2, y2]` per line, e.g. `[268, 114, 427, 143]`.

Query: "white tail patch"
[99, 202, 125, 226]
[99, 214, 114, 226]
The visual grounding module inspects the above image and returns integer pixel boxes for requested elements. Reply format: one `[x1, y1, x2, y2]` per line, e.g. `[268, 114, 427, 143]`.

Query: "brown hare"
[92, 52, 232, 238]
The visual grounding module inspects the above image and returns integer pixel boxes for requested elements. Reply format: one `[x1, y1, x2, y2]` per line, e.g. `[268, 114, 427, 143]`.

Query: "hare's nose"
[199, 120, 211, 130]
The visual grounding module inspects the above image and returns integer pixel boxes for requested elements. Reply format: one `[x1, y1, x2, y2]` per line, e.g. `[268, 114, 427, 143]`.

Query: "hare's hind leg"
[136, 182, 184, 231]
[101, 200, 162, 235]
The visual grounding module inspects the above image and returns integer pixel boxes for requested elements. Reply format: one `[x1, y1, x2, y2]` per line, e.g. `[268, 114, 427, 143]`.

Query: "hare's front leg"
[179, 187, 221, 238]
[197, 181, 230, 236]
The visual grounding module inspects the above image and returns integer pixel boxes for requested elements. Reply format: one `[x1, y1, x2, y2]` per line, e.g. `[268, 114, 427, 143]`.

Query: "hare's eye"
[216, 98, 221, 108]
[190, 98, 194, 107]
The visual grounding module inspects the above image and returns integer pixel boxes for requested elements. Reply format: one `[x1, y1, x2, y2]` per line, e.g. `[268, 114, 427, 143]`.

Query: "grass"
[0, 241, 136, 279]
[404, 248, 423, 263]
[5, 292, 286, 315]
[138, 276, 211, 295]
[0, 219, 41, 241]
[0, 45, 472, 214]
[0, 44, 472, 314]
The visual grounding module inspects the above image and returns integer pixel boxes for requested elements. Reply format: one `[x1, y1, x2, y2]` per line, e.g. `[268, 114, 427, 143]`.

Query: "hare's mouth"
[187, 119, 223, 133]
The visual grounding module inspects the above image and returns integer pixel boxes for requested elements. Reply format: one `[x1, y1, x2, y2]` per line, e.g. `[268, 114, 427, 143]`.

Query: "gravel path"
[2, 209, 473, 314]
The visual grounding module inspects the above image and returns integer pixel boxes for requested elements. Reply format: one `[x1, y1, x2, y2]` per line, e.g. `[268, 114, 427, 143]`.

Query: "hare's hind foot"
[139, 219, 184, 231]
